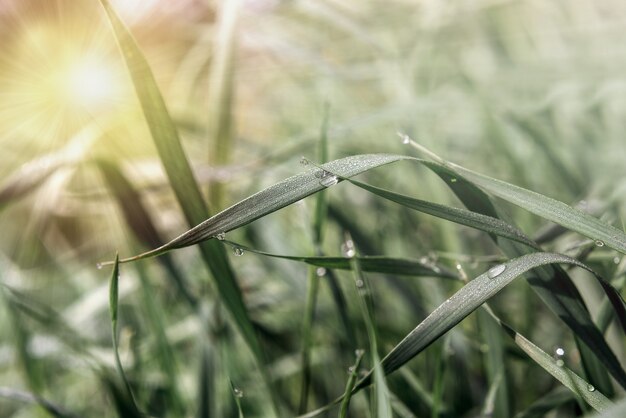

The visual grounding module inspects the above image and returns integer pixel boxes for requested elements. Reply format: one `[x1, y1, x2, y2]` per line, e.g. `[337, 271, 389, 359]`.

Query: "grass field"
[1, 0, 626, 417]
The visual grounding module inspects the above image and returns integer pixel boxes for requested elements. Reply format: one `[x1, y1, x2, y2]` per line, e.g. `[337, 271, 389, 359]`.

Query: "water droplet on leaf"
[215, 232, 226, 241]
[347, 366, 356, 374]
[595, 240, 605, 247]
[587, 385, 595, 392]
[355, 279, 364, 288]
[355, 349, 365, 357]
[96, 263, 103, 270]
[300, 156, 309, 166]
[233, 387, 244, 398]
[316, 267, 327, 277]
[342, 240, 355, 258]
[614, 256, 621, 264]
[320, 174, 338, 187]
[233, 247, 244, 257]
[487, 264, 506, 279]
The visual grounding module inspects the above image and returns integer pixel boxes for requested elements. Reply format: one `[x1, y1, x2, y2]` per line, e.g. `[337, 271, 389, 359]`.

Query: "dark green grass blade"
[97, 2, 276, 410]
[108, 256, 140, 415]
[356, 253, 614, 391]
[101, 373, 143, 418]
[447, 161, 626, 254]
[299, 253, 614, 418]
[414, 157, 626, 390]
[108, 154, 404, 263]
[221, 241, 458, 279]
[350, 179, 537, 248]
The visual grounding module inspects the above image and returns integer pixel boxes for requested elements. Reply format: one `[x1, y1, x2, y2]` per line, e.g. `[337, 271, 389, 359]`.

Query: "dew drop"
[402, 135, 410, 145]
[233, 387, 244, 398]
[314, 169, 326, 179]
[554, 347, 565, 367]
[342, 240, 355, 258]
[587, 384, 595, 392]
[614, 256, 621, 265]
[355, 349, 365, 357]
[233, 247, 244, 257]
[355, 279, 364, 288]
[487, 264, 506, 279]
[215, 232, 226, 241]
[595, 240, 605, 247]
[347, 366, 356, 374]
[300, 156, 309, 166]
[96, 263, 103, 270]
[316, 267, 327, 277]
[450, 178, 458, 183]
[456, 263, 462, 270]
[320, 174, 338, 187]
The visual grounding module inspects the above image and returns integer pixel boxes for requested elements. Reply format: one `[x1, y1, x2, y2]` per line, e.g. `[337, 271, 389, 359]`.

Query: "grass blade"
[357, 252, 617, 391]
[97, 2, 278, 411]
[108, 154, 404, 263]
[350, 179, 537, 248]
[338, 349, 365, 418]
[220, 240, 458, 279]
[447, 161, 626, 254]
[108, 255, 140, 415]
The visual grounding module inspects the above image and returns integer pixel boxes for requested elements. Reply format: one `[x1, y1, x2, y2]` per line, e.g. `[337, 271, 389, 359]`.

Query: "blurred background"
[1, 0, 625, 416]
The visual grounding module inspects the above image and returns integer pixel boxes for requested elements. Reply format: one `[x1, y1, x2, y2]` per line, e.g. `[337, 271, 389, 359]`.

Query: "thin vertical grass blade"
[108, 255, 140, 415]
[339, 350, 365, 418]
[347, 238, 392, 418]
[207, 0, 240, 208]
[96, 2, 275, 410]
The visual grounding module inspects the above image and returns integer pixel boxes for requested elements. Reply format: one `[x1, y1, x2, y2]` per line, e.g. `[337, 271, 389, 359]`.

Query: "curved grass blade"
[356, 252, 617, 391]
[447, 161, 626, 254]
[299, 253, 614, 418]
[97, 2, 279, 412]
[108, 255, 140, 416]
[485, 308, 612, 413]
[107, 154, 404, 263]
[350, 179, 537, 248]
[221, 241, 458, 279]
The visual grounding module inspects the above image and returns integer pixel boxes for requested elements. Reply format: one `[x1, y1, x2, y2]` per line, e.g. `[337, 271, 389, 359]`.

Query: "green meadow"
[0, 1, 625, 417]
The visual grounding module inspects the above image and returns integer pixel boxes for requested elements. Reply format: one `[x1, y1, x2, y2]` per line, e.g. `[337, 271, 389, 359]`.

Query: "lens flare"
[65, 58, 117, 110]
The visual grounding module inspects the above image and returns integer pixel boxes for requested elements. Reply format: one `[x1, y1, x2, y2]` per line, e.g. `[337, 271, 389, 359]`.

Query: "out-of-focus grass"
[1, 0, 626, 417]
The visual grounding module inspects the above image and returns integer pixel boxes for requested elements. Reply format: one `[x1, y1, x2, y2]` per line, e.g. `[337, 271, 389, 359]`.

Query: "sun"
[63, 56, 119, 111]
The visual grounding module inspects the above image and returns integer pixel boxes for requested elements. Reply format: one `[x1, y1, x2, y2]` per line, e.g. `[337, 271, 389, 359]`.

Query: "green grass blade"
[350, 179, 537, 248]
[484, 308, 612, 413]
[587, 397, 626, 418]
[97, 2, 278, 411]
[220, 240, 458, 279]
[346, 238, 392, 418]
[339, 350, 365, 418]
[109, 154, 404, 263]
[447, 161, 626, 254]
[230, 380, 245, 418]
[207, 0, 240, 208]
[108, 255, 140, 415]
[356, 252, 617, 390]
